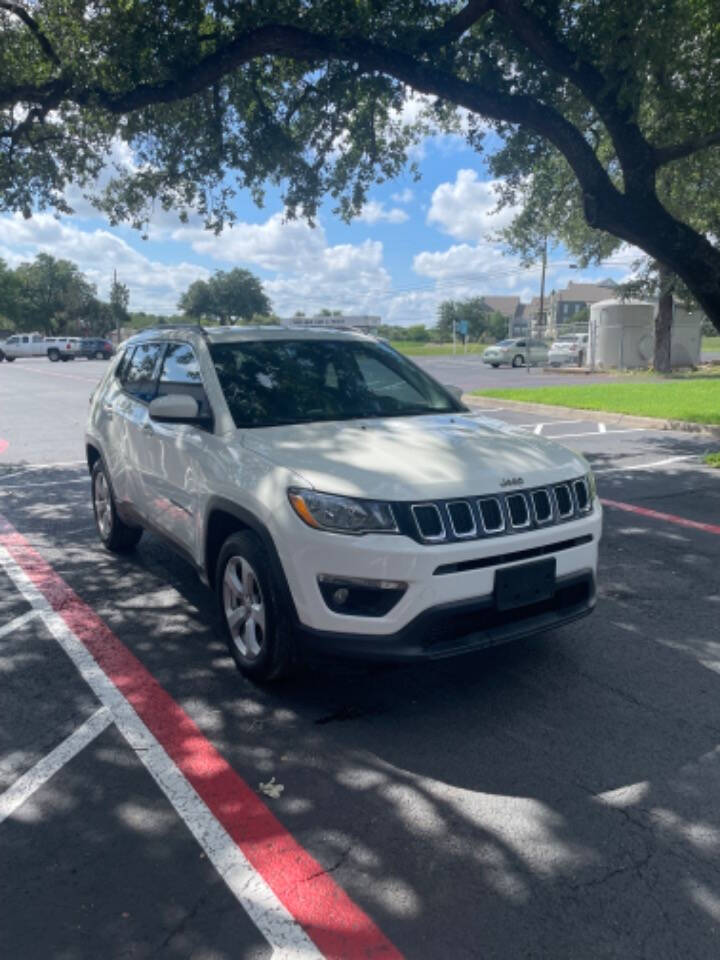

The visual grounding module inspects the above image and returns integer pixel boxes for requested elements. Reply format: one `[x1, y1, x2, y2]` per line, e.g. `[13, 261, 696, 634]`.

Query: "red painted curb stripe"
[601, 498, 720, 536]
[0, 515, 403, 960]
[0, 439, 9, 455]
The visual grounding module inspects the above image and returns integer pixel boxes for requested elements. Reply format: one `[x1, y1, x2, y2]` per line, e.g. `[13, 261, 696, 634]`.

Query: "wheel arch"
[86, 442, 102, 475]
[204, 498, 298, 622]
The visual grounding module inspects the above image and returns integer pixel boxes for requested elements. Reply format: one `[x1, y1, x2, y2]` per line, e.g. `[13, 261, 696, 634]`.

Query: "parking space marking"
[539, 427, 647, 439]
[601, 498, 720, 536]
[0, 516, 402, 960]
[508, 421, 646, 439]
[0, 609, 38, 640]
[594, 455, 699, 474]
[0, 708, 112, 824]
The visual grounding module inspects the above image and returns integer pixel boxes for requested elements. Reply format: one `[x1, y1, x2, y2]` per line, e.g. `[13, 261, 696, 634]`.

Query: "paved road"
[1, 358, 719, 959]
[414, 352, 719, 392]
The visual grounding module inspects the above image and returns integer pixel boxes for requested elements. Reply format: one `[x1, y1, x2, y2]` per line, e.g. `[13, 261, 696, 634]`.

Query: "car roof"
[125, 324, 374, 347]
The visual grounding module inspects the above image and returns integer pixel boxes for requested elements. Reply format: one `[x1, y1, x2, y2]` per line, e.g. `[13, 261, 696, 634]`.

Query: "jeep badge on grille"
[500, 477, 524, 487]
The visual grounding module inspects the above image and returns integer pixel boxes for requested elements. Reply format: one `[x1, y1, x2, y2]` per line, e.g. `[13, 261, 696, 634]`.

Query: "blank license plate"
[494, 559, 557, 611]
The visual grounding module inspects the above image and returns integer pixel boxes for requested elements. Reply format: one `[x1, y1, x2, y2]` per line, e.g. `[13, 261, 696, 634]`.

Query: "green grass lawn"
[472, 379, 720, 424]
[391, 341, 488, 356]
[705, 452, 720, 468]
[703, 336, 720, 352]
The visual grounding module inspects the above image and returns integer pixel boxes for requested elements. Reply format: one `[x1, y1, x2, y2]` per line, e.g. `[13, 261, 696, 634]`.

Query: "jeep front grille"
[404, 476, 593, 544]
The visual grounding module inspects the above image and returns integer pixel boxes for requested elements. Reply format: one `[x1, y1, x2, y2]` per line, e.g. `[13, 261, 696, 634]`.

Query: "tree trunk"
[654, 265, 673, 374]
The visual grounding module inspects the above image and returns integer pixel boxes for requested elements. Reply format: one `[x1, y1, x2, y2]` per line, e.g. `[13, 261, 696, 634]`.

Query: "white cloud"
[0, 214, 209, 313]
[391, 188, 414, 205]
[357, 200, 409, 225]
[427, 170, 519, 242]
[172, 212, 392, 317]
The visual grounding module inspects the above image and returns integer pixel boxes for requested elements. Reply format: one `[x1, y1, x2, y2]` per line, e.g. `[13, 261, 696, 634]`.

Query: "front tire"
[5, 355, 15, 362]
[91, 460, 143, 552]
[95, 350, 105, 360]
[490, 363, 500, 368]
[512, 354, 524, 367]
[217, 531, 294, 682]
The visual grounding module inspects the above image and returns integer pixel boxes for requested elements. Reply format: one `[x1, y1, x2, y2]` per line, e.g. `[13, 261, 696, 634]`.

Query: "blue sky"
[0, 114, 638, 326]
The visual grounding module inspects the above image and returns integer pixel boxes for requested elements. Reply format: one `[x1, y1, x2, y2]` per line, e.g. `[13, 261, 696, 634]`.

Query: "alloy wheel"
[94, 469, 112, 538]
[223, 556, 266, 660]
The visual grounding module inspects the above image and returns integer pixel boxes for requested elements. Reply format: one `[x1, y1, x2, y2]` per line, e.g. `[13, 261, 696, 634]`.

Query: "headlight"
[288, 489, 398, 535]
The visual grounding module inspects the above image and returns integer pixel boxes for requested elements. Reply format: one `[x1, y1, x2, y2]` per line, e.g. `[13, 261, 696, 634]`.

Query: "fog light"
[318, 574, 407, 617]
[332, 587, 350, 606]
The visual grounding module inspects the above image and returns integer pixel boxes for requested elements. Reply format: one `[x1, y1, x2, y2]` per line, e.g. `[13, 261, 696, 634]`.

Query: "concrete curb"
[462, 394, 720, 440]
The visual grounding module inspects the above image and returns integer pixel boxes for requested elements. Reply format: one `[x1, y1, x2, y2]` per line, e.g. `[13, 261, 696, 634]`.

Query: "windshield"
[495, 340, 514, 347]
[210, 339, 463, 428]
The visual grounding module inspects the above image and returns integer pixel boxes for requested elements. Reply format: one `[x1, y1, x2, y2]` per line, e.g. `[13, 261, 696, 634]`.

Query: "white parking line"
[0, 708, 112, 824]
[541, 427, 647, 439]
[0, 609, 39, 640]
[0, 541, 326, 959]
[594, 455, 699, 474]
[598, 423, 607, 433]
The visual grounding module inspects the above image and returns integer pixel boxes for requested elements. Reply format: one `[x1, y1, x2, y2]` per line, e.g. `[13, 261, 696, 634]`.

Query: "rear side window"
[121, 343, 163, 402]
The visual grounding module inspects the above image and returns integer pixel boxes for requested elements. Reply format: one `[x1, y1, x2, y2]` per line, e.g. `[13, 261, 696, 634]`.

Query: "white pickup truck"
[0, 332, 47, 361]
[0, 332, 81, 361]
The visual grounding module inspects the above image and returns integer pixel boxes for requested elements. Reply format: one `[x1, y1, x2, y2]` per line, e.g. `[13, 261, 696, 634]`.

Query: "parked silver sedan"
[482, 338, 549, 368]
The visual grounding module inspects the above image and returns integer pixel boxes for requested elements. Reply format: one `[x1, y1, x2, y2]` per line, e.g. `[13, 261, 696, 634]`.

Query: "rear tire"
[217, 531, 294, 682]
[512, 354, 524, 367]
[490, 363, 500, 368]
[91, 460, 143, 553]
[48, 349, 60, 362]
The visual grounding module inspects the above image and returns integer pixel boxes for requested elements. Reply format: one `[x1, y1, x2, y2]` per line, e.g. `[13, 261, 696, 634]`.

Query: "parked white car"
[86, 326, 601, 681]
[46, 336, 82, 361]
[548, 333, 589, 367]
[482, 338, 549, 367]
[0, 331, 47, 361]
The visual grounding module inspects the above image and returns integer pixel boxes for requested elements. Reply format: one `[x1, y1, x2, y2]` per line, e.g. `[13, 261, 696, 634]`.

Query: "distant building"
[281, 315, 381, 332]
[549, 282, 617, 334]
[477, 296, 525, 337]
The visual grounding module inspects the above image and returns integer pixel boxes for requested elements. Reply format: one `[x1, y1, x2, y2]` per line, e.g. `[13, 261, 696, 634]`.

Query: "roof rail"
[131, 323, 208, 338]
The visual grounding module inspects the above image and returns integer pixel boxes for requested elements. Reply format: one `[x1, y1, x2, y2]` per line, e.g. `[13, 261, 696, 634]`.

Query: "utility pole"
[532, 236, 548, 375]
[114, 268, 120, 345]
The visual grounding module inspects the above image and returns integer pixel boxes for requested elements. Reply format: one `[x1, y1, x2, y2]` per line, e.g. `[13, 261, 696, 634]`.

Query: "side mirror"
[444, 384, 464, 402]
[149, 394, 201, 423]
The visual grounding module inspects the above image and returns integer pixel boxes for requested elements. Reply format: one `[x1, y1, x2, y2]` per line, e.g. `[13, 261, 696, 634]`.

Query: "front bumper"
[281, 502, 601, 640]
[299, 569, 595, 662]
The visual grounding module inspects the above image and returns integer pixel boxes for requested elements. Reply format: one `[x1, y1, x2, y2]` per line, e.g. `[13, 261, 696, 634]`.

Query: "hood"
[241, 413, 587, 501]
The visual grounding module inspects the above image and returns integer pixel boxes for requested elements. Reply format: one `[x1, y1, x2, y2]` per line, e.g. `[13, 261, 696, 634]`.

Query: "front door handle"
[142, 423, 155, 435]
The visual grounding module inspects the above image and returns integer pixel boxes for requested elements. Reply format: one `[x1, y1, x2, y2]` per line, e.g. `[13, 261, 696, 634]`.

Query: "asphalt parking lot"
[1, 358, 719, 959]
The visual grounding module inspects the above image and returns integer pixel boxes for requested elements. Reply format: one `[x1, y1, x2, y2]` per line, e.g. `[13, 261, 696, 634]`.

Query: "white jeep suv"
[86, 325, 601, 681]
